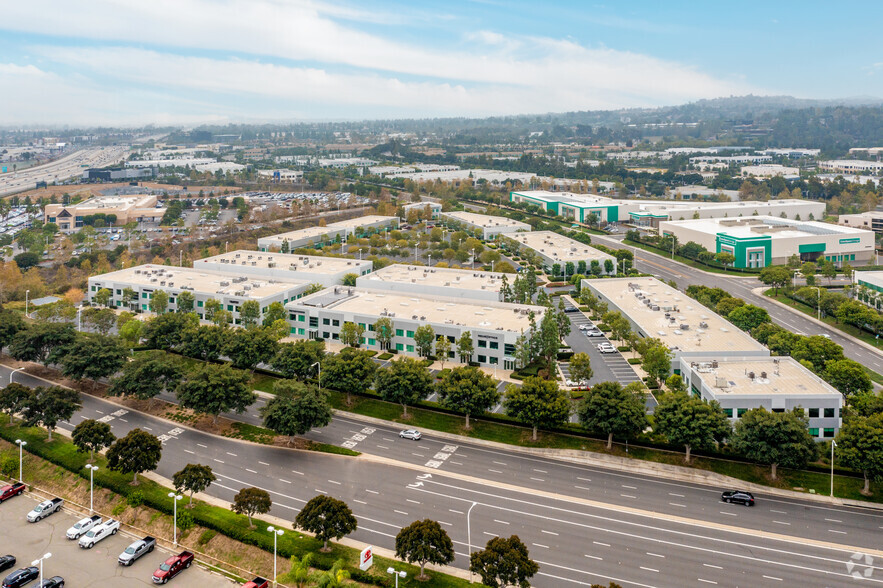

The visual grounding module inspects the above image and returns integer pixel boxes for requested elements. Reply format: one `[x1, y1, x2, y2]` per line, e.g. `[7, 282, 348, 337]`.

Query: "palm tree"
[317, 560, 350, 588]
[277, 554, 315, 588]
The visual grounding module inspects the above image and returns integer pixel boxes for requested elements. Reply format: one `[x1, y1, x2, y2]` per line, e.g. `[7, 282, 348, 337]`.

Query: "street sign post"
[360, 546, 373, 571]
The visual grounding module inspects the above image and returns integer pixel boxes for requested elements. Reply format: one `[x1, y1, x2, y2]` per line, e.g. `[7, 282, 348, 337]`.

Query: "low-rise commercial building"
[402, 201, 442, 219]
[285, 287, 544, 369]
[44, 194, 166, 231]
[356, 265, 509, 302]
[257, 215, 399, 252]
[658, 216, 875, 268]
[193, 250, 373, 286]
[819, 160, 883, 174]
[740, 164, 800, 179]
[838, 211, 883, 234]
[854, 272, 883, 306]
[680, 356, 842, 439]
[439, 211, 531, 239]
[505, 231, 615, 274]
[87, 265, 310, 324]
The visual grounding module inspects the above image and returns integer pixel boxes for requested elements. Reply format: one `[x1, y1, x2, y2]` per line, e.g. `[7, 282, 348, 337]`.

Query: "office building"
[44, 194, 166, 231]
[658, 216, 874, 268]
[740, 164, 801, 179]
[402, 201, 442, 219]
[505, 231, 615, 274]
[819, 160, 883, 173]
[257, 215, 399, 252]
[439, 211, 531, 239]
[356, 265, 509, 302]
[193, 251, 373, 286]
[838, 211, 883, 234]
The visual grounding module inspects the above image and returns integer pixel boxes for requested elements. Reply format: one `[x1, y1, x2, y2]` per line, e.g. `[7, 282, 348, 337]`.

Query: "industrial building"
[284, 287, 544, 369]
[439, 211, 531, 239]
[838, 211, 883, 234]
[87, 265, 309, 324]
[402, 201, 442, 219]
[44, 194, 166, 231]
[854, 272, 883, 304]
[356, 265, 509, 302]
[680, 356, 842, 439]
[819, 160, 883, 173]
[193, 251, 373, 286]
[658, 216, 875, 268]
[257, 215, 399, 252]
[740, 164, 800, 179]
[505, 231, 616, 274]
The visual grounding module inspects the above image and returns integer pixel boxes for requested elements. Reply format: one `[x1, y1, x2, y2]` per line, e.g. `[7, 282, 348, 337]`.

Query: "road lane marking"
[439, 521, 452, 526]
[449, 509, 463, 514]
[493, 461, 507, 466]
[280, 479, 291, 484]
[825, 518, 842, 523]
[763, 576, 783, 581]
[494, 519, 510, 525]
[719, 511, 737, 516]
[575, 486, 591, 491]
[669, 493, 685, 497]
[703, 564, 722, 569]
[184, 449, 194, 454]
[532, 543, 549, 549]
[770, 509, 786, 514]
[483, 532, 498, 537]
[411, 453, 424, 457]
[530, 477, 545, 482]
[829, 529, 847, 534]
[394, 510, 408, 515]
[584, 554, 602, 561]
[291, 470, 303, 475]
[489, 469, 503, 474]
[533, 469, 547, 473]
[197, 443, 207, 448]
[647, 553, 664, 558]
[246, 469, 257, 474]
[669, 503, 686, 508]
[622, 485, 637, 489]
[620, 494, 636, 499]
[541, 530, 558, 536]
[376, 445, 389, 450]
[697, 580, 717, 585]
[406, 499, 421, 504]
[577, 477, 592, 482]
[258, 461, 269, 466]
[354, 499, 367, 505]
[450, 461, 464, 465]
[593, 541, 610, 547]
[640, 567, 658, 573]
[773, 521, 790, 526]
[314, 489, 326, 494]
[366, 489, 379, 494]
[214, 459, 224, 464]
[328, 480, 341, 485]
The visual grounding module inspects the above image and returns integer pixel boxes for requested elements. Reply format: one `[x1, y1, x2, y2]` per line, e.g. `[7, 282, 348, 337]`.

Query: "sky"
[0, 0, 880, 127]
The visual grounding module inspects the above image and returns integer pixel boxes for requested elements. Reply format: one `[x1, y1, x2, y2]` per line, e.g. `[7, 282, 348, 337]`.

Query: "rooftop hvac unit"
[160, 281, 166, 286]
[699, 321, 709, 329]
[748, 371, 755, 380]
[247, 255, 253, 259]
[235, 254, 241, 258]
[258, 256, 262, 260]
[650, 305, 660, 311]
[268, 257, 273, 261]
[680, 324, 689, 330]
[715, 377, 729, 388]
[712, 361, 718, 368]
[761, 371, 767, 379]
[220, 281, 230, 286]
[134, 269, 141, 274]
[251, 262, 257, 266]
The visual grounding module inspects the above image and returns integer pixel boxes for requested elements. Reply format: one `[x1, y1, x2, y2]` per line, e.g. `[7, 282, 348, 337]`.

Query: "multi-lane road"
[0, 146, 129, 197]
[4, 364, 882, 587]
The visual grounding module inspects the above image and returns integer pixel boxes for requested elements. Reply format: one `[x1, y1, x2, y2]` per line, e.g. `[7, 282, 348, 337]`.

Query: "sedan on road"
[37, 578, 65, 588]
[721, 490, 755, 506]
[399, 429, 422, 441]
[0, 557, 13, 574]
[597, 342, 617, 353]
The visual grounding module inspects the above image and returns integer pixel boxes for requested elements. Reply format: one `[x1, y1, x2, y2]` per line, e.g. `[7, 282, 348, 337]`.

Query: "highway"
[0, 146, 129, 197]
[3, 364, 882, 587]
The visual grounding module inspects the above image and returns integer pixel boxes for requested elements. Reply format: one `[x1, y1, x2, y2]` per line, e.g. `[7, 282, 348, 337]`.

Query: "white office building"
[402, 201, 442, 219]
[819, 160, 883, 174]
[439, 211, 531, 239]
[356, 265, 510, 302]
[505, 231, 615, 274]
[194, 251, 373, 286]
[257, 215, 399, 252]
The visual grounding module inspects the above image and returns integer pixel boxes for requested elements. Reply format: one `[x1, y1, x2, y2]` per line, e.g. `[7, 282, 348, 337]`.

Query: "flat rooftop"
[689, 357, 838, 397]
[637, 199, 815, 214]
[328, 215, 398, 229]
[358, 264, 505, 292]
[90, 265, 305, 299]
[586, 277, 766, 354]
[63, 194, 157, 210]
[441, 211, 530, 230]
[508, 231, 614, 263]
[198, 250, 372, 274]
[662, 216, 870, 239]
[260, 226, 344, 243]
[292, 287, 545, 332]
[856, 271, 883, 287]
[513, 190, 620, 206]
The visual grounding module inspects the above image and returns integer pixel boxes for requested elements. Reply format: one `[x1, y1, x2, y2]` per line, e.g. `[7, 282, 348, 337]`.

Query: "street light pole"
[77, 307, 82, 332]
[267, 526, 284, 587]
[813, 286, 821, 321]
[386, 567, 407, 588]
[471, 248, 476, 269]
[831, 440, 837, 498]
[9, 366, 25, 385]
[467, 501, 478, 583]
[15, 439, 26, 482]
[86, 465, 99, 513]
[359, 248, 363, 261]
[312, 362, 321, 390]
[31, 553, 51, 586]
[25, 289, 30, 316]
[168, 492, 183, 545]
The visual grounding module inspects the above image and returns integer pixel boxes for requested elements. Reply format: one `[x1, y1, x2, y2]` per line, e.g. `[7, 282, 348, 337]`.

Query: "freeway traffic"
[2, 364, 881, 587]
[0, 146, 129, 197]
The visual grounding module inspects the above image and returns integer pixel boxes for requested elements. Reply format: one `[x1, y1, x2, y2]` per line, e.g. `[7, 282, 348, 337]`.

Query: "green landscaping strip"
[623, 239, 760, 276]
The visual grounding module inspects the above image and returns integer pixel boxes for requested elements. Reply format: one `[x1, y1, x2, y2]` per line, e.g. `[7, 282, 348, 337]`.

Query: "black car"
[2, 567, 39, 588]
[0, 557, 13, 574]
[38, 577, 65, 588]
[721, 490, 755, 506]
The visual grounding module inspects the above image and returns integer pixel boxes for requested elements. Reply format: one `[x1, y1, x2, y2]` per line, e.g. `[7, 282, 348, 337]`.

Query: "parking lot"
[0, 492, 232, 587]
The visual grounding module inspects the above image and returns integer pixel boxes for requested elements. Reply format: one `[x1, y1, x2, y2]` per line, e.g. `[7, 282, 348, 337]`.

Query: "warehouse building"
[680, 356, 842, 439]
[658, 216, 875, 268]
[505, 231, 616, 274]
[285, 286, 544, 369]
[439, 211, 531, 239]
[257, 215, 399, 252]
[402, 201, 442, 219]
[838, 211, 883, 234]
[854, 272, 883, 308]
[193, 250, 373, 286]
[44, 194, 165, 231]
[87, 265, 310, 324]
[356, 265, 509, 302]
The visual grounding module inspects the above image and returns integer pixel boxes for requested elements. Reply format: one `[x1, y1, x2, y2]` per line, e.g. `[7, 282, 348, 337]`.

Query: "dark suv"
[721, 490, 755, 506]
[2, 567, 39, 588]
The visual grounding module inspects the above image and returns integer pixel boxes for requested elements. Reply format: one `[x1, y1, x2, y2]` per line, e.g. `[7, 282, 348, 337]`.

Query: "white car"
[79, 519, 120, 549]
[66, 515, 102, 540]
[597, 343, 617, 354]
[585, 329, 604, 337]
[399, 429, 422, 441]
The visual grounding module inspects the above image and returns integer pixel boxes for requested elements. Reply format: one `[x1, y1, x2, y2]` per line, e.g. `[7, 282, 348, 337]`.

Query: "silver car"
[399, 429, 422, 441]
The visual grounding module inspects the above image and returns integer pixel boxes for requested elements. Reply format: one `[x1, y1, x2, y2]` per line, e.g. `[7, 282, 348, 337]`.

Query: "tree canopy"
[730, 408, 817, 479]
[504, 376, 571, 441]
[106, 428, 163, 484]
[294, 495, 358, 552]
[469, 535, 539, 588]
[436, 366, 500, 429]
[176, 363, 255, 424]
[654, 392, 731, 463]
[261, 380, 333, 444]
[395, 519, 455, 580]
[375, 357, 434, 417]
[577, 381, 647, 450]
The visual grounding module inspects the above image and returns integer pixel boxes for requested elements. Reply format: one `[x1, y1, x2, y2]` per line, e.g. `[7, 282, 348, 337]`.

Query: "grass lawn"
[624, 239, 760, 276]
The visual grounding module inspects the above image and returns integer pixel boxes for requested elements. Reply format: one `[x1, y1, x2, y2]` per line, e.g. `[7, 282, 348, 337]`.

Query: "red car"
[242, 578, 269, 588]
[152, 551, 193, 584]
[0, 483, 25, 503]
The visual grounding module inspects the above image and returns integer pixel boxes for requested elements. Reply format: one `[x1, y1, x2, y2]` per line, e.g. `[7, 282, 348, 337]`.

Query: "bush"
[377, 352, 393, 360]
[628, 358, 642, 365]
[617, 346, 631, 352]
[177, 510, 195, 531]
[596, 323, 610, 331]
[362, 350, 378, 357]
[112, 502, 127, 517]
[0, 453, 16, 478]
[198, 529, 218, 545]
[127, 490, 145, 507]
[557, 351, 574, 361]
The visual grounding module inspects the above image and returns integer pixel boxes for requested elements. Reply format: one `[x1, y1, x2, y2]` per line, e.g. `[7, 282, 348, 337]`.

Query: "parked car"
[242, 578, 269, 588]
[721, 490, 755, 506]
[399, 429, 422, 441]
[585, 329, 603, 337]
[118, 536, 156, 566]
[152, 551, 194, 584]
[37, 577, 64, 588]
[27, 498, 63, 522]
[67, 515, 102, 540]
[79, 518, 119, 548]
[597, 343, 617, 353]
[2, 567, 38, 588]
[0, 483, 25, 503]
[0, 557, 14, 574]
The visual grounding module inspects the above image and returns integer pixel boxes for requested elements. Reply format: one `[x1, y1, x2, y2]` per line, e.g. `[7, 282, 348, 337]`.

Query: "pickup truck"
[79, 518, 119, 549]
[118, 536, 155, 566]
[0, 483, 25, 503]
[27, 498, 63, 522]
[66, 515, 102, 540]
[152, 551, 193, 584]
[242, 578, 269, 588]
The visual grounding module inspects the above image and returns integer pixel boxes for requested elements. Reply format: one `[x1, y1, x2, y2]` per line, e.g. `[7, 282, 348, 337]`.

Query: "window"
[323, 318, 330, 325]
[290, 327, 297, 334]
[808, 408, 819, 418]
[197, 300, 204, 307]
[332, 333, 339, 340]
[115, 289, 121, 295]
[396, 329, 404, 337]
[477, 355, 487, 363]
[823, 428, 835, 438]
[368, 323, 375, 331]
[489, 357, 498, 365]
[227, 304, 234, 311]
[478, 340, 487, 348]
[358, 323, 366, 330]
[406, 330, 415, 338]
[298, 315, 305, 322]
[396, 343, 404, 351]
[298, 328, 305, 335]
[368, 338, 376, 346]
[332, 319, 340, 327]
[406, 344, 414, 352]
[323, 331, 330, 339]
[504, 344, 516, 355]
[309, 317, 318, 328]
[737, 408, 748, 418]
[772, 408, 784, 413]
[489, 341, 499, 350]
[142, 304, 148, 311]
[723, 408, 733, 418]
[824, 408, 835, 418]
[809, 428, 819, 437]
[169, 297, 175, 304]
[141, 292, 148, 299]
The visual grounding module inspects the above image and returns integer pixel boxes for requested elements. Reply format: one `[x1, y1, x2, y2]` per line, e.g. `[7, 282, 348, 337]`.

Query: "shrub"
[198, 529, 217, 545]
[617, 346, 631, 352]
[127, 490, 145, 507]
[0, 453, 16, 478]
[377, 352, 394, 360]
[628, 358, 642, 365]
[596, 323, 610, 331]
[112, 502, 127, 517]
[177, 510, 195, 531]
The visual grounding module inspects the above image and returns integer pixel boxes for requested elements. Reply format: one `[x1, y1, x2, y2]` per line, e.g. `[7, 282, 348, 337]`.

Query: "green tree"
[654, 392, 731, 463]
[142, 312, 198, 350]
[316, 560, 350, 588]
[106, 428, 163, 484]
[93, 287, 113, 308]
[321, 348, 377, 403]
[435, 335, 452, 368]
[568, 352, 593, 384]
[437, 366, 500, 429]
[823, 359, 873, 400]
[58, 333, 128, 384]
[342, 273, 358, 287]
[239, 300, 261, 328]
[641, 343, 673, 387]
[180, 325, 228, 362]
[730, 408, 817, 479]
[294, 495, 358, 552]
[339, 321, 365, 347]
[224, 328, 279, 371]
[714, 297, 744, 317]
[277, 554, 316, 588]
[375, 357, 434, 417]
[373, 317, 394, 351]
[261, 380, 332, 444]
[22, 385, 81, 441]
[148, 290, 169, 314]
[9, 322, 76, 365]
[231, 487, 271, 529]
[469, 535, 539, 588]
[83, 307, 117, 335]
[577, 381, 647, 450]
[204, 298, 222, 322]
[118, 319, 143, 347]
[727, 305, 770, 331]
[395, 519, 455, 581]
[173, 463, 217, 507]
[176, 290, 195, 313]
[837, 414, 883, 495]
[413, 324, 435, 358]
[0, 382, 32, 425]
[261, 301, 287, 327]
[72, 419, 115, 461]
[792, 335, 844, 372]
[801, 261, 817, 285]
[176, 363, 255, 425]
[504, 376, 571, 441]
[714, 252, 735, 267]
[759, 265, 792, 295]
[272, 340, 326, 380]
[457, 331, 474, 363]
[109, 350, 183, 408]
[0, 309, 26, 350]
[121, 287, 138, 311]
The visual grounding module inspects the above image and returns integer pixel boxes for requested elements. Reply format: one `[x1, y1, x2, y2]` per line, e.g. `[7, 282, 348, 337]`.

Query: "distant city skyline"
[0, 0, 879, 126]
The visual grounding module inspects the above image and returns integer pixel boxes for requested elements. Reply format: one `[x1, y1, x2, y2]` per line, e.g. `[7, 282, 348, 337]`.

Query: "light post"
[31, 553, 51, 586]
[25, 289, 30, 316]
[831, 440, 837, 498]
[358, 248, 363, 261]
[86, 465, 99, 513]
[312, 362, 321, 390]
[77, 307, 82, 332]
[168, 492, 183, 545]
[386, 567, 407, 588]
[14, 439, 26, 482]
[812, 286, 822, 321]
[267, 526, 284, 586]
[9, 366, 25, 385]
[467, 501, 478, 583]
[427, 253, 432, 267]
[179, 250, 183, 267]
[491, 260, 495, 272]
[471, 248, 476, 268]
